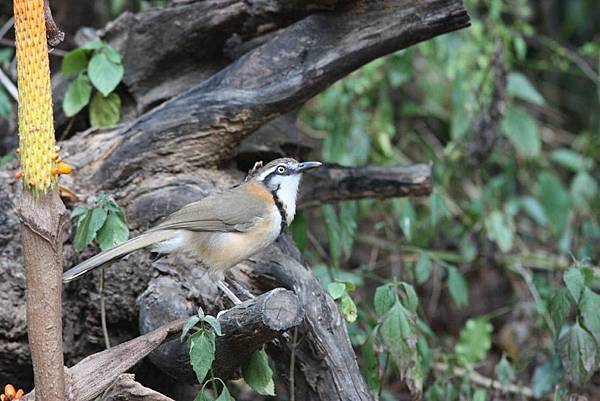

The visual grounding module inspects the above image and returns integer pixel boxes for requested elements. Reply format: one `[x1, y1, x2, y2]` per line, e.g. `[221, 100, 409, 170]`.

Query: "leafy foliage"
[71, 194, 129, 252]
[62, 39, 124, 127]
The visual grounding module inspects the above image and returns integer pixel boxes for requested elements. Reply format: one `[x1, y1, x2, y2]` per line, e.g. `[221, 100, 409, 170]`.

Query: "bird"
[62, 158, 322, 304]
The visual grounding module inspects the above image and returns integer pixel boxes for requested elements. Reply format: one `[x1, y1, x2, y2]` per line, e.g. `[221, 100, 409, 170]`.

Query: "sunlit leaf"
[501, 104, 541, 157]
[189, 330, 215, 383]
[242, 349, 275, 396]
[455, 317, 493, 367]
[507, 72, 545, 105]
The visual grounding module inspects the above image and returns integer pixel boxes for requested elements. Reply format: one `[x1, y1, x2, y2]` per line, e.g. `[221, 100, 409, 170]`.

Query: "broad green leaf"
[104, 45, 122, 64]
[340, 293, 358, 323]
[571, 172, 598, 211]
[105, 199, 126, 221]
[73, 207, 107, 252]
[328, 282, 346, 300]
[400, 282, 418, 313]
[501, 104, 541, 157]
[455, 318, 493, 367]
[202, 315, 223, 337]
[550, 149, 592, 172]
[242, 349, 275, 396]
[63, 74, 92, 117]
[415, 252, 432, 284]
[558, 321, 599, 386]
[82, 38, 104, 50]
[537, 172, 571, 235]
[563, 268, 585, 303]
[495, 355, 515, 387]
[485, 210, 514, 252]
[447, 266, 469, 307]
[189, 330, 215, 383]
[399, 199, 416, 242]
[520, 196, 548, 226]
[62, 48, 88, 77]
[89, 92, 121, 128]
[579, 288, 600, 342]
[374, 284, 396, 316]
[361, 329, 380, 392]
[506, 72, 545, 105]
[96, 212, 129, 251]
[473, 389, 487, 401]
[548, 288, 571, 338]
[70, 206, 87, 219]
[180, 316, 200, 342]
[215, 385, 234, 401]
[531, 356, 564, 398]
[88, 52, 124, 96]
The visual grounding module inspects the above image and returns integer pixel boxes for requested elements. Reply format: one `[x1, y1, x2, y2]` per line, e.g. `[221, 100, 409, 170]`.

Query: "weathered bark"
[101, 374, 175, 401]
[21, 320, 185, 401]
[140, 286, 303, 381]
[16, 190, 68, 401]
[300, 163, 433, 207]
[0, 0, 469, 397]
[76, 0, 469, 189]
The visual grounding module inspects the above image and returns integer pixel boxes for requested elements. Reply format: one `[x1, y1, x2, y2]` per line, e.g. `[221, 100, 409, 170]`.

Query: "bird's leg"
[216, 280, 242, 305]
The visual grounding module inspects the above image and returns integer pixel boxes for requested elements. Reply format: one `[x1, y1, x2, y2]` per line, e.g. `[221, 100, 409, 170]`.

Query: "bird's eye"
[277, 166, 286, 174]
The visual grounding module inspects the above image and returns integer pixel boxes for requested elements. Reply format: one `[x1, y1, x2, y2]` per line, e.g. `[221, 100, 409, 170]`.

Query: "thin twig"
[434, 362, 535, 398]
[0, 17, 14, 40]
[100, 269, 111, 349]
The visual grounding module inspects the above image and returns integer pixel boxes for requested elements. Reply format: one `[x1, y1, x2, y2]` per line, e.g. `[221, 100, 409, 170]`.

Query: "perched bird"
[63, 158, 322, 303]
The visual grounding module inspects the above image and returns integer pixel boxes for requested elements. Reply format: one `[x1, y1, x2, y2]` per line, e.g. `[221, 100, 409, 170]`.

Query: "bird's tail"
[63, 230, 177, 283]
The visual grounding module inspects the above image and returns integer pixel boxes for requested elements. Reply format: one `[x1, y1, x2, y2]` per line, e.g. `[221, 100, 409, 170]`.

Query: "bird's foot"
[216, 280, 242, 305]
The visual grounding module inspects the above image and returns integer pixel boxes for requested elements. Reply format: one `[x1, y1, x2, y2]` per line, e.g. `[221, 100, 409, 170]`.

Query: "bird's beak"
[297, 161, 322, 172]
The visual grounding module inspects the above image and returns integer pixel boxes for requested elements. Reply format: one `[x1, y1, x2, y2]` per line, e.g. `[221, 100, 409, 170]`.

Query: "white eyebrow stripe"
[256, 165, 278, 181]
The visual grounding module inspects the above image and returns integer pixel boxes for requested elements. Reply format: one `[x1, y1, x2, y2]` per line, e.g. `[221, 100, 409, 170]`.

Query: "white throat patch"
[271, 174, 301, 225]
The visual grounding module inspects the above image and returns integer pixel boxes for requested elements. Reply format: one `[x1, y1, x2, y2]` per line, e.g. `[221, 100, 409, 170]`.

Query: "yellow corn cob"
[14, 0, 56, 193]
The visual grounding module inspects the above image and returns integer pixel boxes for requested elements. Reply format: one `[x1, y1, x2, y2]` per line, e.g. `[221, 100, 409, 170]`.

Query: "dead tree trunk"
[0, 0, 469, 399]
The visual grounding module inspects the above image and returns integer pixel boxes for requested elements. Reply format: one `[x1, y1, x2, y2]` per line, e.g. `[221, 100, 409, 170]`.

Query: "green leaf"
[501, 104, 541, 157]
[88, 52, 124, 96]
[399, 200, 416, 242]
[339, 201, 357, 257]
[580, 288, 600, 342]
[180, 316, 200, 342]
[429, 191, 449, 227]
[550, 149, 592, 172]
[189, 330, 216, 383]
[340, 293, 358, 323]
[62, 48, 88, 77]
[63, 74, 92, 117]
[73, 207, 108, 252]
[558, 321, 599, 386]
[89, 92, 121, 128]
[563, 268, 586, 303]
[202, 315, 223, 337]
[104, 45, 122, 64]
[472, 389, 487, 401]
[455, 318, 493, 367]
[70, 206, 87, 219]
[485, 210, 514, 252]
[571, 172, 598, 211]
[82, 38, 104, 50]
[215, 385, 234, 401]
[374, 284, 396, 316]
[495, 355, 515, 388]
[520, 196, 548, 226]
[506, 72, 545, 105]
[400, 282, 418, 314]
[361, 329, 380, 392]
[415, 252, 432, 284]
[537, 172, 571, 235]
[96, 212, 129, 251]
[548, 288, 572, 338]
[531, 356, 564, 398]
[242, 349, 275, 396]
[447, 266, 469, 307]
[328, 282, 346, 300]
